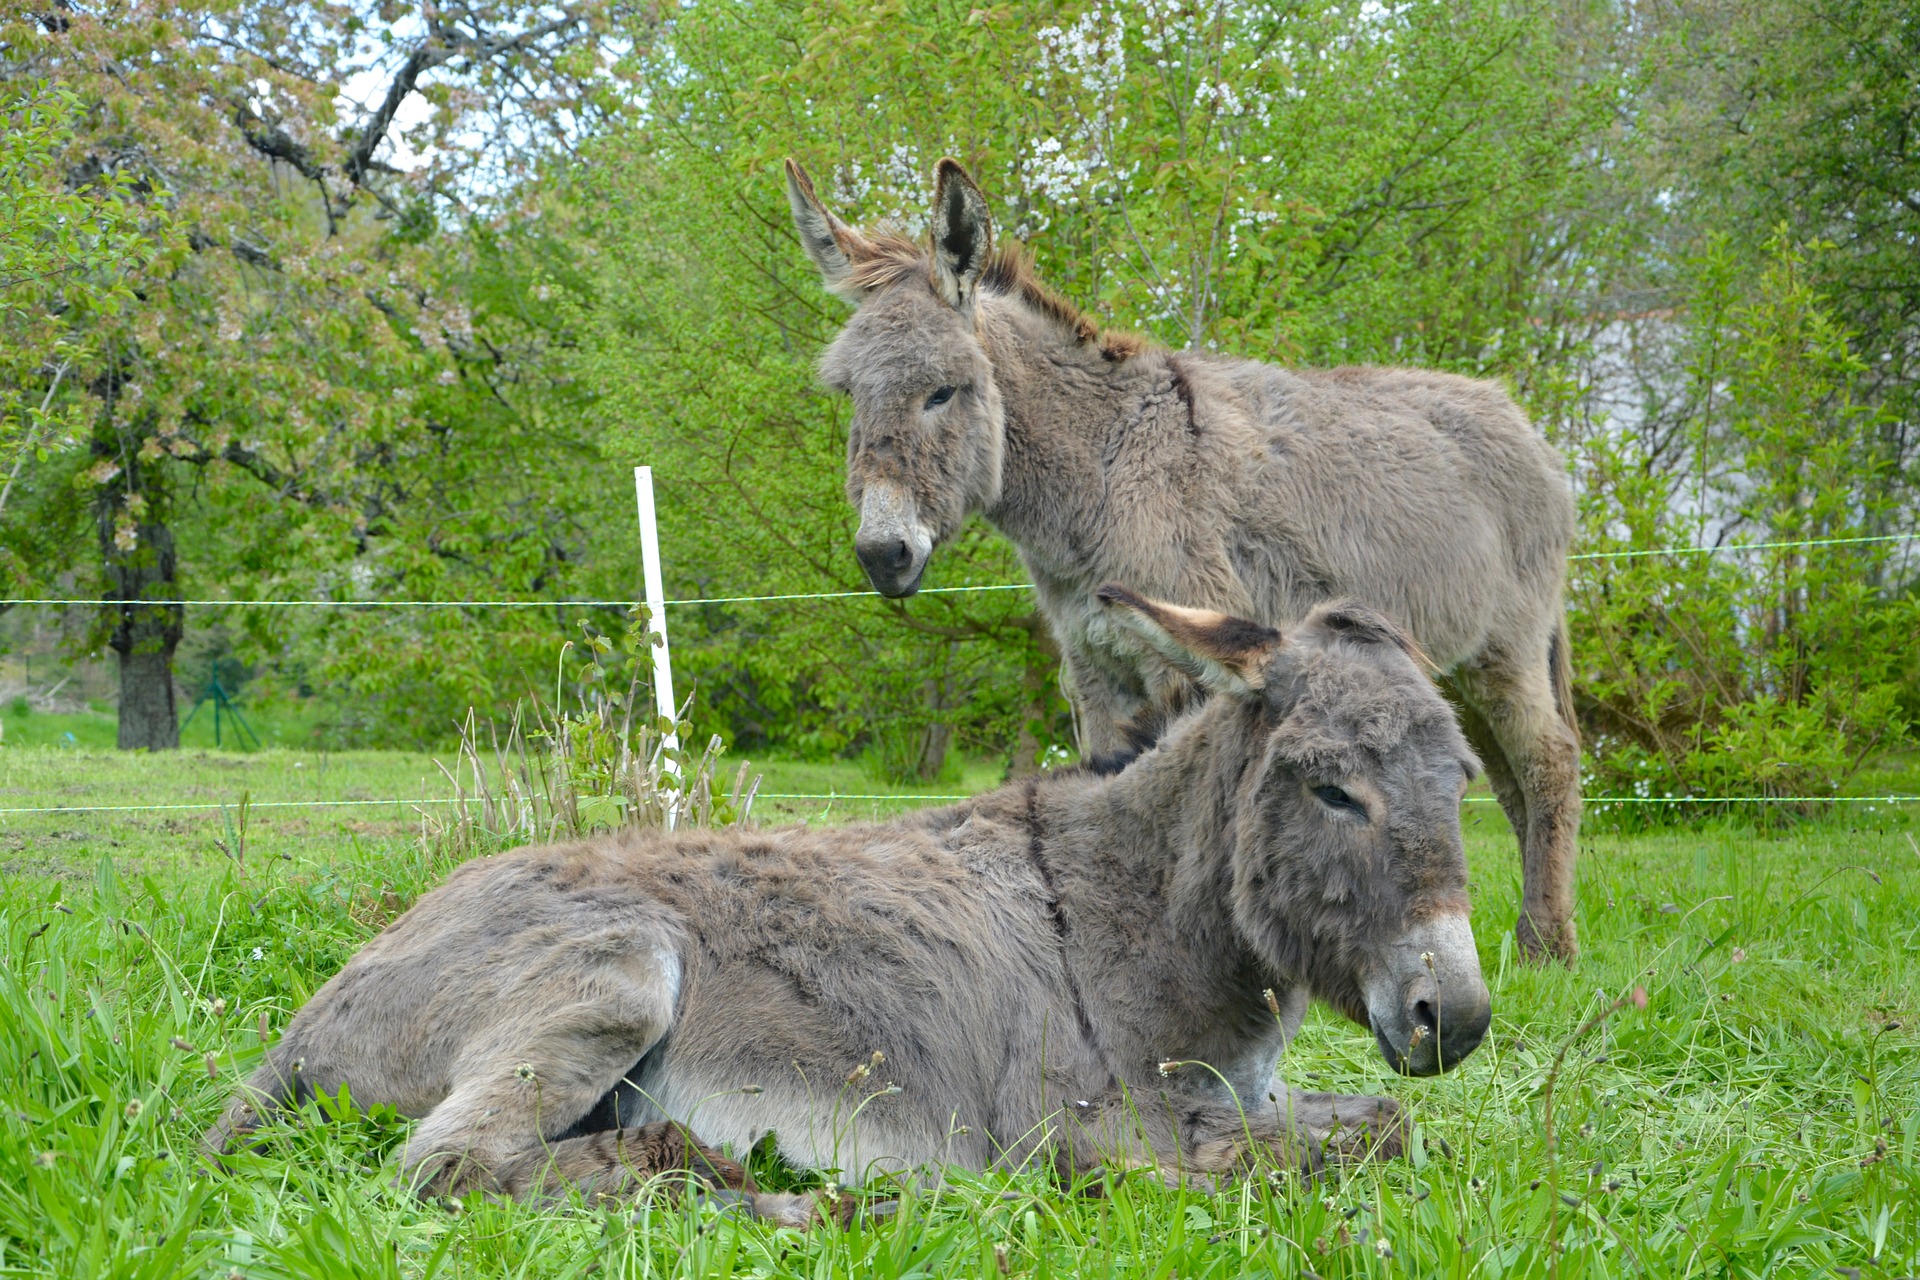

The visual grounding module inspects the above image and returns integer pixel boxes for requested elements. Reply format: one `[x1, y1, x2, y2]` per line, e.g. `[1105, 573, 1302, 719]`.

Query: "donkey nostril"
[1411, 998, 1438, 1033]
[856, 538, 913, 577]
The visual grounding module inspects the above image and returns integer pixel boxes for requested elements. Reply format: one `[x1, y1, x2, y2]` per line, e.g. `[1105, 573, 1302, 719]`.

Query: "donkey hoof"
[690, 1186, 890, 1231]
[1314, 1096, 1407, 1164]
[688, 1187, 754, 1220]
[1515, 916, 1578, 965]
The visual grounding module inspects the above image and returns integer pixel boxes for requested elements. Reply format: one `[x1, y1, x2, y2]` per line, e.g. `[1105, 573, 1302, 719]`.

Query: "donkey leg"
[1051, 1088, 1212, 1186]
[1062, 641, 1151, 759]
[203, 1052, 299, 1162]
[399, 947, 681, 1195]
[490, 1120, 742, 1200]
[1160, 1090, 1403, 1179]
[1456, 643, 1582, 963]
[400, 1038, 654, 1195]
[1276, 1091, 1406, 1164]
[1056, 1087, 1369, 1189]
[494, 1123, 874, 1227]
[205, 1023, 442, 1165]
[1447, 685, 1529, 844]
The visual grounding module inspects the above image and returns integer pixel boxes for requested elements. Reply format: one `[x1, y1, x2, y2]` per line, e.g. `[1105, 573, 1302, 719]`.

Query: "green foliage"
[424, 607, 761, 860]
[569, 124, 1048, 774]
[1568, 235, 1916, 822]
[0, 2, 641, 748]
[0, 81, 169, 590]
[572, 0, 1616, 776]
[2, 0, 1913, 811]
[0, 749, 1915, 1275]
[1638, 0, 1920, 509]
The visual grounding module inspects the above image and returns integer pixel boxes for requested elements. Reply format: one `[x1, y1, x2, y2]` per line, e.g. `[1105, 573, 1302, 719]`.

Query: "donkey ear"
[1096, 584, 1284, 696]
[931, 158, 992, 314]
[784, 158, 879, 303]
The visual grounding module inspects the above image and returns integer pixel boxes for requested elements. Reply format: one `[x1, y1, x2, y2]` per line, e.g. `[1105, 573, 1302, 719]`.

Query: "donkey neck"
[1058, 705, 1249, 923]
[1036, 703, 1285, 1077]
[975, 298, 1180, 588]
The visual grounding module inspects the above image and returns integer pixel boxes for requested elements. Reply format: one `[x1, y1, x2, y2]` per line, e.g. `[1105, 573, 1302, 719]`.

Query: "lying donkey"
[207, 590, 1492, 1225]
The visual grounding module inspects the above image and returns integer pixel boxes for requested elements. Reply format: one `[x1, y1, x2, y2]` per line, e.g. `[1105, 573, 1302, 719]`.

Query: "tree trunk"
[116, 643, 179, 749]
[915, 720, 953, 782]
[96, 430, 183, 751]
[1005, 613, 1061, 780]
[909, 661, 954, 783]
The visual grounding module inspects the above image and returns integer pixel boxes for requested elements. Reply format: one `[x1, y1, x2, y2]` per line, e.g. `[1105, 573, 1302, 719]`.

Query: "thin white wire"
[0, 585, 1030, 609]
[1, 531, 1913, 611]
[3, 792, 1914, 816]
[3, 533, 1911, 818]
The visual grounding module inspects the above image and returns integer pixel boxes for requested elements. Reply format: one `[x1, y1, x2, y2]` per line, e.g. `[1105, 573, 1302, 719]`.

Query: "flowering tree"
[0, 1, 637, 748]
[1, 82, 162, 566]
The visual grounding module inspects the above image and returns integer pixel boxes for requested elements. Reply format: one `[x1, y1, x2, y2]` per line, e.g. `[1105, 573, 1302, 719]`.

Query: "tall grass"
[422, 693, 760, 863]
[0, 769, 1914, 1275]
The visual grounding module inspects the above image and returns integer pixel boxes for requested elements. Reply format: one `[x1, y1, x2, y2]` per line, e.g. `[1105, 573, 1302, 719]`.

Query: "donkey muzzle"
[854, 485, 932, 597]
[1366, 913, 1491, 1076]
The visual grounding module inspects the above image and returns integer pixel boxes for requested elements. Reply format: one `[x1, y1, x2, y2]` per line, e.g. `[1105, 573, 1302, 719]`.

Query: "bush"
[1570, 235, 1916, 826]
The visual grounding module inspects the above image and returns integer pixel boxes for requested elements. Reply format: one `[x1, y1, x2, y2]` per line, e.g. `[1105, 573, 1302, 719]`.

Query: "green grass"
[0, 697, 338, 752]
[0, 744, 1915, 1278]
[0, 739, 1005, 855]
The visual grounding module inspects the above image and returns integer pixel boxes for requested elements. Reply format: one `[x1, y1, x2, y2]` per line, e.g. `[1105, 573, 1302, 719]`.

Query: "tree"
[0, 80, 163, 590]
[1629, 0, 1920, 539]
[1537, 0, 1920, 809]
[1565, 235, 1916, 817]
[0, 1, 638, 748]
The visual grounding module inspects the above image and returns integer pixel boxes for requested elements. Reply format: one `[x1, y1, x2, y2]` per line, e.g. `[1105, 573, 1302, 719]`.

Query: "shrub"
[1570, 235, 1916, 826]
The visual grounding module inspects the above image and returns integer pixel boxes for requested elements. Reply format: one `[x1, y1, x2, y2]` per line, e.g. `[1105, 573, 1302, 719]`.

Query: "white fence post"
[633, 467, 680, 825]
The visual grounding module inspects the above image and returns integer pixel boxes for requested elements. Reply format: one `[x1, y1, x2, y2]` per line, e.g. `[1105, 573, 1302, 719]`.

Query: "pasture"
[1, 745, 1915, 1278]
[9, 0, 1920, 1275]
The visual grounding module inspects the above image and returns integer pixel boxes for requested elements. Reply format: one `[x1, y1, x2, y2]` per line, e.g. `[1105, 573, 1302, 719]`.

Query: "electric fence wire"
[3, 532, 1916, 612]
[3, 792, 1916, 817]
[4, 528, 1914, 818]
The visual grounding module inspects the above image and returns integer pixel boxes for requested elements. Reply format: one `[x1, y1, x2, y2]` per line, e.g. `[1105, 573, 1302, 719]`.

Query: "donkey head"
[1097, 586, 1493, 1077]
[785, 158, 1006, 597]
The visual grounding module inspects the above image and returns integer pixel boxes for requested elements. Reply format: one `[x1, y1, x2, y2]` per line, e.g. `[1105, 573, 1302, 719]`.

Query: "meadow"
[0, 740, 1915, 1279]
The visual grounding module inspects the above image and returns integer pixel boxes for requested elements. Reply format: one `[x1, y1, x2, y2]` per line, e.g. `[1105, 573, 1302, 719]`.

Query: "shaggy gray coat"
[786, 158, 1583, 960]
[207, 595, 1491, 1225]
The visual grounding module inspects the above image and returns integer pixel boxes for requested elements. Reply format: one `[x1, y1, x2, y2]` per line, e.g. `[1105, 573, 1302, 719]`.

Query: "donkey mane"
[847, 233, 1150, 363]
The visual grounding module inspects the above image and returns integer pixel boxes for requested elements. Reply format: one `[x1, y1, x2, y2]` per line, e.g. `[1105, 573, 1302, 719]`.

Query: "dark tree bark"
[1006, 614, 1062, 780]
[115, 639, 180, 750]
[95, 432, 183, 751]
[914, 720, 953, 782]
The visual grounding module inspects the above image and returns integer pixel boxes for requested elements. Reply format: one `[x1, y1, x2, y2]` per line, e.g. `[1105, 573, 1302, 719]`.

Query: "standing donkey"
[784, 158, 1583, 960]
[208, 593, 1491, 1225]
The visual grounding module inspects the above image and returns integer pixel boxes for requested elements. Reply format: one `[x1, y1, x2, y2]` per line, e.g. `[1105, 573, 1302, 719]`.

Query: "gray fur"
[206, 597, 1491, 1222]
[786, 158, 1583, 961]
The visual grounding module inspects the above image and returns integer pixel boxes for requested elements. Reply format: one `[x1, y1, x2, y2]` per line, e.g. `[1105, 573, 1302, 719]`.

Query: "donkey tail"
[1549, 612, 1578, 741]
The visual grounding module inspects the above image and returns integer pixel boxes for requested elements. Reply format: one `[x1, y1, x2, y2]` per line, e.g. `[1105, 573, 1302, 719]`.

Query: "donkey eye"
[1312, 785, 1366, 817]
[924, 385, 957, 409]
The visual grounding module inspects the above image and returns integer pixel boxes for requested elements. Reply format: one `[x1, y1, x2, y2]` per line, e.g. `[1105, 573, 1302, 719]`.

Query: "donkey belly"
[585, 944, 1071, 1183]
[623, 1046, 982, 1185]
